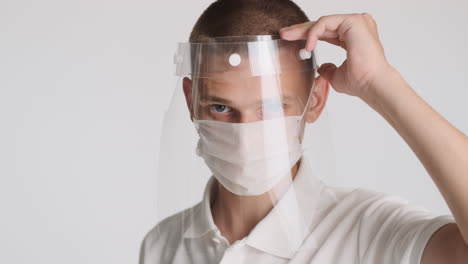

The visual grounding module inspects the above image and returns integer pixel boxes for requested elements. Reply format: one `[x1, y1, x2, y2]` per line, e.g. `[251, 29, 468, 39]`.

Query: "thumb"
[317, 63, 338, 83]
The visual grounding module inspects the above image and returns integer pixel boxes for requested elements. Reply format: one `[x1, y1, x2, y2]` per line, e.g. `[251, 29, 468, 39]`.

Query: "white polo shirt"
[140, 158, 455, 264]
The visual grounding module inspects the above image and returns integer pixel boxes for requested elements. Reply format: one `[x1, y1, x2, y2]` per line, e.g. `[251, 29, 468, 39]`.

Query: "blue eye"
[211, 104, 231, 113]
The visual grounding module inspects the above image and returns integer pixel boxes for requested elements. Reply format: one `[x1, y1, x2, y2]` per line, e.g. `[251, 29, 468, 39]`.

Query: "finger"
[280, 15, 352, 51]
[279, 21, 315, 40]
[281, 25, 341, 50]
[304, 15, 350, 51]
[279, 21, 312, 32]
[280, 21, 341, 41]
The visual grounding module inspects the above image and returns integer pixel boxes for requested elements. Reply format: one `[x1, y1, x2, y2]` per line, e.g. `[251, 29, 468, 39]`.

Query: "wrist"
[359, 64, 408, 110]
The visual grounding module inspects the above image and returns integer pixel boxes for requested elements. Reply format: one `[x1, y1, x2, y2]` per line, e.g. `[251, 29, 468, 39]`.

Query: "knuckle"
[361, 12, 373, 19]
[317, 15, 333, 25]
[351, 13, 362, 19]
[348, 13, 364, 24]
[361, 12, 376, 24]
[306, 27, 315, 38]
[316, 16, 326, 24]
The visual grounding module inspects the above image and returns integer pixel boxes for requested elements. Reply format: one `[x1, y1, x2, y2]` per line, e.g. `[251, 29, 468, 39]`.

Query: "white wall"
[0, 0, 466, 263]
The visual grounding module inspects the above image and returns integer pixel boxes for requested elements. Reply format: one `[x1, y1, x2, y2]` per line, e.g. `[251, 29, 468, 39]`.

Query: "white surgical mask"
[193, 101, 310, 196]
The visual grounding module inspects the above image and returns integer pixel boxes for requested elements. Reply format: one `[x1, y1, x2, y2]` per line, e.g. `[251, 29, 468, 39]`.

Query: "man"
[140, 0, 468, 263]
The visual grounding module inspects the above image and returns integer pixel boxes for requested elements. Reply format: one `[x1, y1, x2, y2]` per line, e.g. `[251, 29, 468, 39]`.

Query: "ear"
[182, 77, 194, 121]
[305, 75, 330, 123]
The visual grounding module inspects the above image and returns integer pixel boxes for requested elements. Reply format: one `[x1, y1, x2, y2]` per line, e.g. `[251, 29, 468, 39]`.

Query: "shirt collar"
[183, 175, 218, 238]
[244, 157, 324, 258]
[183, 156, 324, 259]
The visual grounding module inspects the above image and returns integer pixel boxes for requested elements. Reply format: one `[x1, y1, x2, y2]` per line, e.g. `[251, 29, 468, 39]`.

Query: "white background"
[1, 0, 467, 263]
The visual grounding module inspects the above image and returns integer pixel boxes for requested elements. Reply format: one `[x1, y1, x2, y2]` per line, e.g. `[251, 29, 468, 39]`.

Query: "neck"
[211, 160, 301, 244]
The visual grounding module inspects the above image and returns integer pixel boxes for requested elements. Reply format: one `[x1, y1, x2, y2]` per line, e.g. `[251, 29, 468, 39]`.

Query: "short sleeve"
[407, 215, 455, 263]
[357, 192, 455, 264]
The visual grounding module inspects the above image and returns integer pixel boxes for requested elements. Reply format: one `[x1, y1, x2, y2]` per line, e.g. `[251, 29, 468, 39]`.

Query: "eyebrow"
[200, 94, 299, 106]
[200, 95, 234, 105]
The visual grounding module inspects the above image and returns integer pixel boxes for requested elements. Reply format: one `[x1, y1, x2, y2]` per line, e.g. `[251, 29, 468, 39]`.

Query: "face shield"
[155, 35, 336, 259]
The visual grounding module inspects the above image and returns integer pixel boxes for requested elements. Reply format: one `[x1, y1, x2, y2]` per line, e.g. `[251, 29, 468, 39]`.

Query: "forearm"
[361, 66, 468, 243]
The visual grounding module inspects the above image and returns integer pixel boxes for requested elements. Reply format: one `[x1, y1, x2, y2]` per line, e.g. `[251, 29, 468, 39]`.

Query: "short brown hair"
[189, 0, 309, 42]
